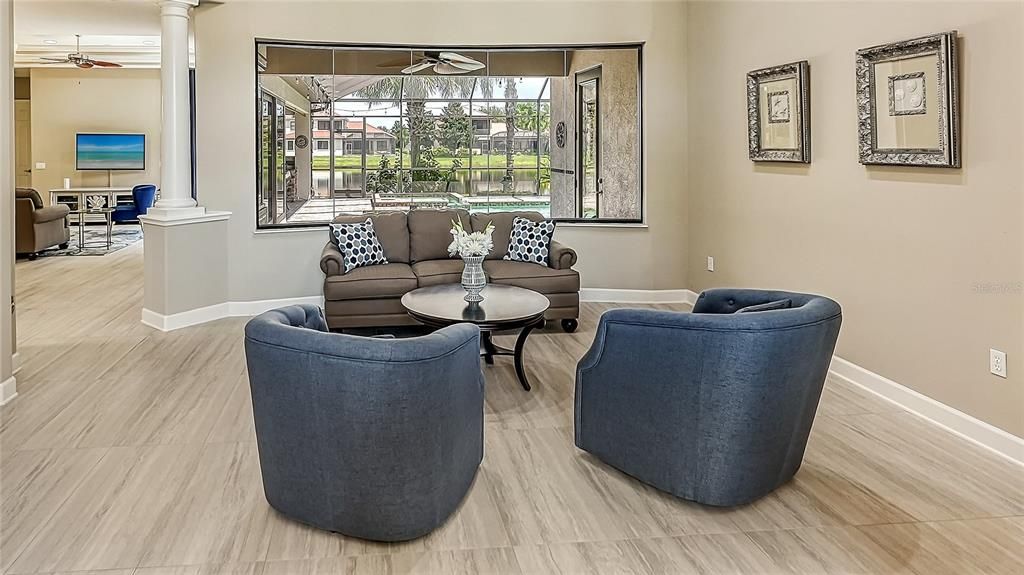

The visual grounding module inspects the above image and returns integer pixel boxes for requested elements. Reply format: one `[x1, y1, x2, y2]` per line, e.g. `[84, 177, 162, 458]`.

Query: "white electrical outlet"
[990, 349, 1007, 378]
[706, 256, 715, 272]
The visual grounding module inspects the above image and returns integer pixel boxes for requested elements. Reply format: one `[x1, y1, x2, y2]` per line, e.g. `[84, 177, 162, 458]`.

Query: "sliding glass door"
[576, 66, 601, 219]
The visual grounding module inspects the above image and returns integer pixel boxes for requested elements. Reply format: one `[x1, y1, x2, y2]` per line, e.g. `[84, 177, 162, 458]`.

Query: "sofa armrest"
[320, 242, 344, 276]
[548, 240, 577, 270]
[34, 204, 70, 224]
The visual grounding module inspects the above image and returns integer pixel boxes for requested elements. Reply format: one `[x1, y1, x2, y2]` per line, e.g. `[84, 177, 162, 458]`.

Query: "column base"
[144, 206, 209, 221]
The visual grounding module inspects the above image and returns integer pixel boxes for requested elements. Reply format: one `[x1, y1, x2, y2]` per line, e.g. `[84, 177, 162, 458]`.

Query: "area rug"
[36, 224, 143, 258]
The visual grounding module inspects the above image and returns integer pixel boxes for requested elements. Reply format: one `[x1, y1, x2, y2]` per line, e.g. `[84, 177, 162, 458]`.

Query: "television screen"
[76, 133, 146, 170]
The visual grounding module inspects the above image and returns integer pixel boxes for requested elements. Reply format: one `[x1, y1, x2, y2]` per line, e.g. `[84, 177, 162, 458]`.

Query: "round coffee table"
[401, 283, 549, 391]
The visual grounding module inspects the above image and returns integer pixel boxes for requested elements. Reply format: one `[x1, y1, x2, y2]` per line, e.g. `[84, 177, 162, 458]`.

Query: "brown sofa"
[16, 188, 70, 260]
[320, 210, 580, 331]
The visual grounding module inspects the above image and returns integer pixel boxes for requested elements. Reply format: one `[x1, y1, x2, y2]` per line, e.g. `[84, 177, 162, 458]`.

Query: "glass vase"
[461, 255, 486, 302]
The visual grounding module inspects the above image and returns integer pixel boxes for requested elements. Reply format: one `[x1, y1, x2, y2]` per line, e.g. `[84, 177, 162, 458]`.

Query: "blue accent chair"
[244, 305, 485, 541]
[574, 289, 842, 507]
[111, 184, 157, 223]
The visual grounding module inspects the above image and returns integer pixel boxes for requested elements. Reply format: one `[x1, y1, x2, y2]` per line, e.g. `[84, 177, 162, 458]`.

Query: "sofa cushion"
[324, 263, 417, 301]
[332, 211, 410, 264]
[329, 219, 389, 274]
[471, 211, 545, 260]
[504, 217, 555, 266]
[412, 259, 465, 287]
[484, 260, 580, 294]
[408, 209, 469, 263]
[15, 188, 44, 209]
[735, 299, 793, 314]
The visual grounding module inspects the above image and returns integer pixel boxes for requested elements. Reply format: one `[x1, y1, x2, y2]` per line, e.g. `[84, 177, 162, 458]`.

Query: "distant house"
[287, 117, 397, 157]
[472, 121, 539, 154]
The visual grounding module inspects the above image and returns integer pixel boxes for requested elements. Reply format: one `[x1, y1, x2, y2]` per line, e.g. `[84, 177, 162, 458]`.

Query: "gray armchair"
[244, 305, 484, 541]
[574, 289, 842, 506]
[15, 188, 70, 259]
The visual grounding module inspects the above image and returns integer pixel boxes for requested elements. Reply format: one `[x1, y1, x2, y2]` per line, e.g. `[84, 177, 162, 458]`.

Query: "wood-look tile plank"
[138, 442, 273, 568]
[483, 426, 668, 546]
[205, 372, 257, 444]
[134, 562, 265, 575]
[858, 517, 1024, 575]
[262, 547, 523, 575]
[0, 448, 108, 572]
[8, 444, 204, 574]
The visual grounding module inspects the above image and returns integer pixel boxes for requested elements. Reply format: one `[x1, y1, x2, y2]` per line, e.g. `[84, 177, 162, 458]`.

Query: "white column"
[1, 0, 18, 404]
[150, 0, 202, 217]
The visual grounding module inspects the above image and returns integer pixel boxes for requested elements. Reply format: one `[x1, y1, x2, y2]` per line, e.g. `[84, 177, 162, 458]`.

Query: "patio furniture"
[574, 288, 842, 506]
[15, 187, 70, 260]
[243, 304, 484, 541]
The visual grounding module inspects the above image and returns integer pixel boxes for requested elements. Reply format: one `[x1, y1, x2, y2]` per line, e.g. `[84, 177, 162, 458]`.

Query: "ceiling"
[13, 0, 197, 68]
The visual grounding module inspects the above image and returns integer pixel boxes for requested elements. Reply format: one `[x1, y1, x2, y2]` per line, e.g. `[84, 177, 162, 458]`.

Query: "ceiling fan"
[379, 51, 485, 75]
[39, 35, 123, 69]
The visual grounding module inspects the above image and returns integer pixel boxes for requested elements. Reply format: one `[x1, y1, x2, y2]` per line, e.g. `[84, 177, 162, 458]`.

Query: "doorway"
[575, 66, 601, 219]
[14, 100, 31, 188]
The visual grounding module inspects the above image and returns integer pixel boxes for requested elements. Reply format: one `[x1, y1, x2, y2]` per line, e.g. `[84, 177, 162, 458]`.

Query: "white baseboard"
[581, 288, 699, 305]
[0, 376, 17, 406]
[11, 352, 20, 374]
[829, 356, 1024, 466]
[142, 296, 325, 332]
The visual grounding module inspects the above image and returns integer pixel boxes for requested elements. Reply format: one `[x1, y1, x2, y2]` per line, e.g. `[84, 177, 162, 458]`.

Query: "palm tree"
[500, 79, 518, 193]
[354, 76, 518, 193]
[355, 77, 475, 170]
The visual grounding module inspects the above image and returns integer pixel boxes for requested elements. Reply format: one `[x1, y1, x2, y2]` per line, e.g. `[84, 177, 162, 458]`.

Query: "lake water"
[313, 169, 549, 197]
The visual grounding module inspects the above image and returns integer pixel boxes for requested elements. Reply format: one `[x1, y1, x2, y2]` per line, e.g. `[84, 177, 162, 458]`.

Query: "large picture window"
[256, 43, 642, 228]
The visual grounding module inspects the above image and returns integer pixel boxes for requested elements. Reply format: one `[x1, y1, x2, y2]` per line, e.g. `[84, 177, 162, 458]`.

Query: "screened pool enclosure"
[257, 44, 641, 228]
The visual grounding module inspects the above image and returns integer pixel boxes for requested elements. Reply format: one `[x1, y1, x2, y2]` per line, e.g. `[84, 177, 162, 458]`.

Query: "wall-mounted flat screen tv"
[76, 133, 146, 170]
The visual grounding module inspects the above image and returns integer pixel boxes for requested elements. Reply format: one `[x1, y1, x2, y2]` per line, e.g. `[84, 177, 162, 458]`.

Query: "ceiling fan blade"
[91, 60, 123, 68]
[401, 61, 433, 75]
[439, 52, 481, 65]
[38, 60, 71, 65]
[447, 60, 485, 72]
[76, 61, 94, 69]
[39, 56, 70, 62]
[433, 62, 471, 75]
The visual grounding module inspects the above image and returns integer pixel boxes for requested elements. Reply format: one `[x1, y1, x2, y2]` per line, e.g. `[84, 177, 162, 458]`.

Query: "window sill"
[557, 222, 648, 229]
[253, 225, 327, 235]
[253, 221, 649, 233]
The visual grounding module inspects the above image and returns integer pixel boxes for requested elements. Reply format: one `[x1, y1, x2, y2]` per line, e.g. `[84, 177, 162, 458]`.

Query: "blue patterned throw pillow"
[329, 218, 388, 274]
[503, 217, 555, 267]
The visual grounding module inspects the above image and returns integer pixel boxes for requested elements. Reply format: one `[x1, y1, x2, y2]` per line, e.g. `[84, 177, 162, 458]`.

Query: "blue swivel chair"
[112, 184, 157, 223]
[574, 288, 842, 507]
[244, 305, 485, 541]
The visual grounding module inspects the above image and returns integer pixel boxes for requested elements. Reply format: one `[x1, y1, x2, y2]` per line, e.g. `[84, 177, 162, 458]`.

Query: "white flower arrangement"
[448, 217, 494, 258]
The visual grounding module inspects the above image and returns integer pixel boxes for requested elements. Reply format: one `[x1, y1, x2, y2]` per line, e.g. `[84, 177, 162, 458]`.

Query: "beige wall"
[193, 0, 688, 302]
[29, 68, 161, 200]
[686, 1, 1023, 436]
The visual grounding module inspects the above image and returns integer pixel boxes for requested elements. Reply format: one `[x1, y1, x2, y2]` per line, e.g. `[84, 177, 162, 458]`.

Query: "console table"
[50, 187, 136, 224]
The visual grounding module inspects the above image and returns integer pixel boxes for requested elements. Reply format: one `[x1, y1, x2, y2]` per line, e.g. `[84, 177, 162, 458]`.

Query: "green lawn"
[312, 154, 549, 171]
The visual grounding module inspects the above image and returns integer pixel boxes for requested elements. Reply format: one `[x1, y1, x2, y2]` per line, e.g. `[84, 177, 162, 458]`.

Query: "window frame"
[255, 41, 644, 229]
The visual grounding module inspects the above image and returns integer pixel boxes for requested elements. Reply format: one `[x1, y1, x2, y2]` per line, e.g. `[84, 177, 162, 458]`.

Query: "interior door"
[14, 101, 31, 189]
[575, 66, 601, 219]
